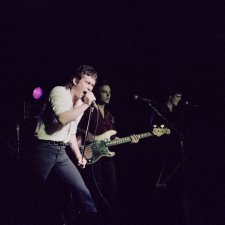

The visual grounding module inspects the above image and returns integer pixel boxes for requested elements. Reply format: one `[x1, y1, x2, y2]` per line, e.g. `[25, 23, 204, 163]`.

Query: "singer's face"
[98, 85, 111, 104]
[171, 93, 182, 106]
[74, 75, 96, 98]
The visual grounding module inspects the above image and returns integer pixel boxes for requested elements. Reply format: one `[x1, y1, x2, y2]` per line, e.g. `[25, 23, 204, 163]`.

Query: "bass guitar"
[81, 126, 170, 164]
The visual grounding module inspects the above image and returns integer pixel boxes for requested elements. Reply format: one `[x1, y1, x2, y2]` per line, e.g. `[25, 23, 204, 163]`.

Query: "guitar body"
[84, 130, 117, 164]
[94, 130, 117, 141]
[84, 142, 115, 164]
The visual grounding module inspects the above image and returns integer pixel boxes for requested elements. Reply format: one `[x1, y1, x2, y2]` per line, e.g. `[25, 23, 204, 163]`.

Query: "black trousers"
[32, 142, 97, 214]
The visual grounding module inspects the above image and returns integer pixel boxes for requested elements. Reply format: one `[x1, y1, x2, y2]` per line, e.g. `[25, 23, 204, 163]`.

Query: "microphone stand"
[148, 102, 184, 140]
[80, 106, 95, 159]
[147, 102, 185, 186]
[148, 101, 194, 224]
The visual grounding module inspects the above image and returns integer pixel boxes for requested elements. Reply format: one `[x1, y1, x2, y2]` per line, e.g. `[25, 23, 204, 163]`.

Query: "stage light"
[32, 87, 43, 100]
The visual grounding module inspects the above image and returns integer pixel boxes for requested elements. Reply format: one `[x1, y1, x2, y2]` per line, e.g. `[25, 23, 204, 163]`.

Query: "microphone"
[155, 183, 167, 188]
[134, 95, 154, 103]
[184, 101, 198, 108]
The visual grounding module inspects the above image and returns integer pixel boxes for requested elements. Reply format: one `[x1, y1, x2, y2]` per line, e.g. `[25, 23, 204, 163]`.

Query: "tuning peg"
[166, 128, 171, 134]
[160, 124, 165, 128]
[153, 124, 157, 128]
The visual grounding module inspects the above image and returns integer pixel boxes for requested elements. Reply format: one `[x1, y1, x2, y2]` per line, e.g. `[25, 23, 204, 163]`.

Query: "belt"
[37, 139, 70, 146]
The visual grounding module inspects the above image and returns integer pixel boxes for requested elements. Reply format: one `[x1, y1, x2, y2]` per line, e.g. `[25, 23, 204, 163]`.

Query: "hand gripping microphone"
[83, 91, 98, 109]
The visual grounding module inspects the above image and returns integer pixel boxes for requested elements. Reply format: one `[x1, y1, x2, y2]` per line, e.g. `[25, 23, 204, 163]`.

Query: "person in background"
[148, 87, 194, 225]
[77, 80, 139, 224]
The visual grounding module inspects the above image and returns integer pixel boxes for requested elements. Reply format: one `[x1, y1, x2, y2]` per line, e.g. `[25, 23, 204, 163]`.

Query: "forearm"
[69, 140, 82, 160]
[69, 135, 87, 168]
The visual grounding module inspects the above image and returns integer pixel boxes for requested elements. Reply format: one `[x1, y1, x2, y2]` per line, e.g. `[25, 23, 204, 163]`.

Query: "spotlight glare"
[33, 87, 43, 100]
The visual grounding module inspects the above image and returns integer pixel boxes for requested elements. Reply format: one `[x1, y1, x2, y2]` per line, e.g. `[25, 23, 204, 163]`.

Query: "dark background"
[1, 0, 225, 225]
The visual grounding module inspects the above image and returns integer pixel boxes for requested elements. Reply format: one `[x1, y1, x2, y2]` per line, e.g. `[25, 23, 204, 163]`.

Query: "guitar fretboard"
[106, 132, 153, 147]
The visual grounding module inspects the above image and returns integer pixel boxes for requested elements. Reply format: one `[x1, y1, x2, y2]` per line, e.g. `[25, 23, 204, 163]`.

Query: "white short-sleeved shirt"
[35, 86, 83, 143]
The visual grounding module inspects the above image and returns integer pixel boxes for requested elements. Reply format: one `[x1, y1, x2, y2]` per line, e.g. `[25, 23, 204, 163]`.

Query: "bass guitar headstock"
[152, 125, 171, 137]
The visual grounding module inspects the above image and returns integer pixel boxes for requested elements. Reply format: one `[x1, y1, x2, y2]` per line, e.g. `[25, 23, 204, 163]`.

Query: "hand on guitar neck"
[78, 126, 170, 164]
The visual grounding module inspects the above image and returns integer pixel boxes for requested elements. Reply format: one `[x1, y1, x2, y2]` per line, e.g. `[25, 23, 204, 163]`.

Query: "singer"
[31, 65, 99, 225]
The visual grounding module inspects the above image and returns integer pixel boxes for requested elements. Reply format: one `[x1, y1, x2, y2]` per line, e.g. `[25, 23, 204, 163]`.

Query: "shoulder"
[51, 86, 66, 93]
[50, 86, 69, 97]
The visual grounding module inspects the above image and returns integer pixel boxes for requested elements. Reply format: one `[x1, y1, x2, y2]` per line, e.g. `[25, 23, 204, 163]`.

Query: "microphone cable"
[85, 106, 119, 218]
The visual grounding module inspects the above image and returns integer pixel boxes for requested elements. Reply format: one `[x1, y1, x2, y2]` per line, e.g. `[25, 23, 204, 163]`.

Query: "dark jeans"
[32, 141, 97, 214]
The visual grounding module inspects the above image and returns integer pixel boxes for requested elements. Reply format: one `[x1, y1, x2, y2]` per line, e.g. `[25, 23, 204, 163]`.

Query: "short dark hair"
[76, 65, 98, 80]
[94, 79, 111, 95]
[166, 84, 183, 97]
[161, 85, 183, 102]
[65, 65, 98, 89]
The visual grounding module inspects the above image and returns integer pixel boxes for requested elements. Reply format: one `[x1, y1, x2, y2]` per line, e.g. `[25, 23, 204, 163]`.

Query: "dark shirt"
[89, 108, 114, 136]
[148, 103, 185, 185]
[150, 103, 184, 135]
[78, 107, 117, 209]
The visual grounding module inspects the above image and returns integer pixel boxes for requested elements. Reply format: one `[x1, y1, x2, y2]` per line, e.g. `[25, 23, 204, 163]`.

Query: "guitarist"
[77, 80, 139, 219]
